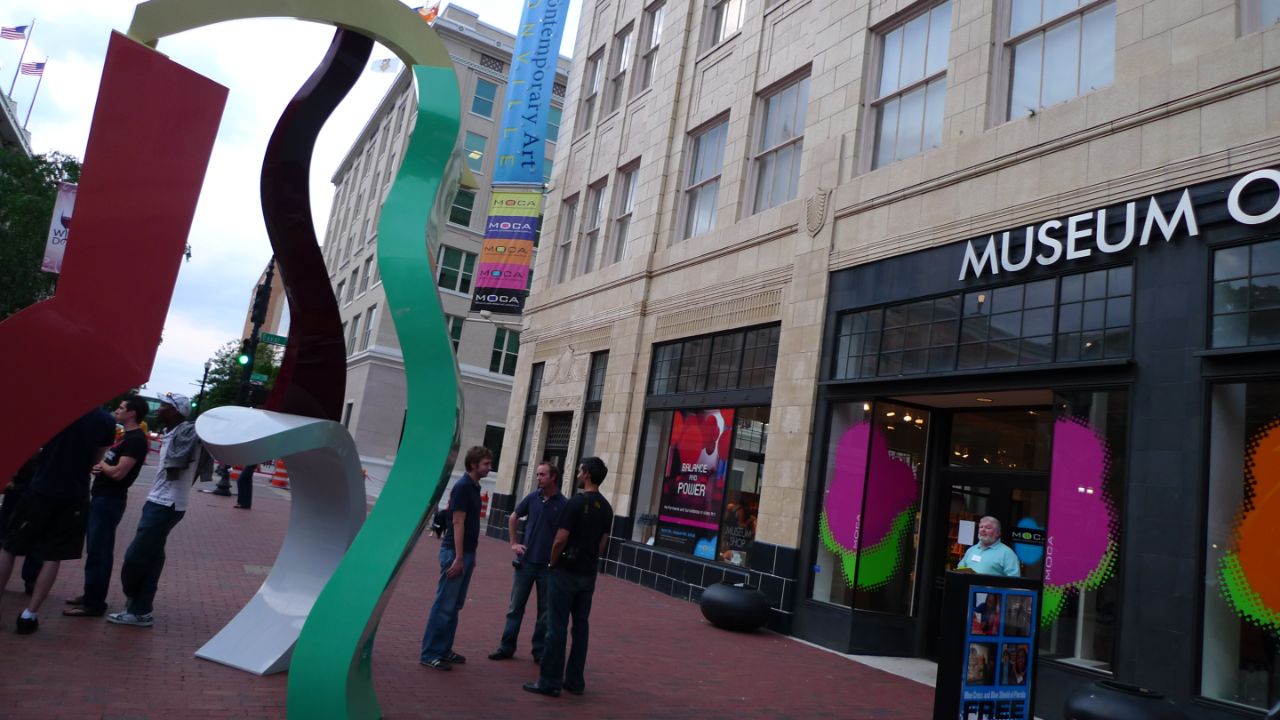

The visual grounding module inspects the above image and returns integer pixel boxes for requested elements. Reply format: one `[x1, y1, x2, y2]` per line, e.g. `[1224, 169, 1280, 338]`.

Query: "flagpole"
[22, 59, 44, 129]
[7, 18, 34, 96]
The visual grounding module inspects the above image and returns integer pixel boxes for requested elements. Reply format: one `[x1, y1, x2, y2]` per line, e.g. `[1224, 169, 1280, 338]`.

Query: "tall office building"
[493, 0, 1280, 714]
[321, 5, 570, 489]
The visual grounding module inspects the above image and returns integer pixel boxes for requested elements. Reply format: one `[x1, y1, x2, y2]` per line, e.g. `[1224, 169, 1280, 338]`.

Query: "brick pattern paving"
[0, 465, 933, 719]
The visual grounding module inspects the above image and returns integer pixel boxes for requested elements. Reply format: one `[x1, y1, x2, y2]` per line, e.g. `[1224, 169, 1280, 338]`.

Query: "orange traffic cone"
[270, 460, 290, 489]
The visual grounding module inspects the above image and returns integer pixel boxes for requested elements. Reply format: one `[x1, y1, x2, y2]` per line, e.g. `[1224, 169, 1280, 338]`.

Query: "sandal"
[63, 606, 105, 617]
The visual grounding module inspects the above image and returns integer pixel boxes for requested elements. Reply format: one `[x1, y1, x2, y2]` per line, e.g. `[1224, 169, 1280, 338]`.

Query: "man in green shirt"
[959, 516, 1020, 577]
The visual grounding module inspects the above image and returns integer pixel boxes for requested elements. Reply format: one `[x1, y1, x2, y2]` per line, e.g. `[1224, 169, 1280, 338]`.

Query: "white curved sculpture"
[193, 406, 366, 675]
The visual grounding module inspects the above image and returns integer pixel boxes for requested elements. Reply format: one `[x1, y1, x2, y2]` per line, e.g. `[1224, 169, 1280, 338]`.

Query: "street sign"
[250, 372, 269, 383]
[261, 332, 288, 346]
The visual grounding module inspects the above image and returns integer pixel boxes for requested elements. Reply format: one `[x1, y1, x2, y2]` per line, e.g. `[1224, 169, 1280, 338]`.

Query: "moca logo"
[488, 244, 530, 255]
[488, 220, 535, 232]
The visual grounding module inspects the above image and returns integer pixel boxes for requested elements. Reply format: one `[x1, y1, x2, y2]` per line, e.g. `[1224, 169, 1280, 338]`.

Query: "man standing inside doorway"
[108, 393, 200, 628]
[65, 395, 151, 618]
[489, 462, 566, 663]
[420, 446, 493, 670]
[523, 456, 613, 697]
[959, 516, 1021, 577]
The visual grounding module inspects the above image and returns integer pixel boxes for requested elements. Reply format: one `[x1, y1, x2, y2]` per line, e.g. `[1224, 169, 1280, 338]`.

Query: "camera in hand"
[512, 558, 523, 569]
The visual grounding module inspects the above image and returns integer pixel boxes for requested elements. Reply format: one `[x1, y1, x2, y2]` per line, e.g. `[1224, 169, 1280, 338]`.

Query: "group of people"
[419, 448, 615, 698]
[0, 392, 202, 633]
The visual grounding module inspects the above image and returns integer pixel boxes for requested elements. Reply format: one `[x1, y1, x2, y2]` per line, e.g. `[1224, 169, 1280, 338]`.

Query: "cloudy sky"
[2, 0, 577, 400]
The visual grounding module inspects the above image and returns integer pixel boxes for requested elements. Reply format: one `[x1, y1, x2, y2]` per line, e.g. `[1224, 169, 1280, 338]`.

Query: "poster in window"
[655, 408, 735, 559]
[717, 489, 759, 565]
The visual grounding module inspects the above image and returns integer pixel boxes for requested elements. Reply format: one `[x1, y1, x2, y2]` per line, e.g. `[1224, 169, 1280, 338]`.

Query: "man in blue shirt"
[489, 462, 567, 663]
[420, 446, 492, 670]
[959, 516, 1021, 577]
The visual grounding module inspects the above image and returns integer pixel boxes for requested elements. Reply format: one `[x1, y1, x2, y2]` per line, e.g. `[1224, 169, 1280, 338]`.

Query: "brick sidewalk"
[0, 466, 933, 719]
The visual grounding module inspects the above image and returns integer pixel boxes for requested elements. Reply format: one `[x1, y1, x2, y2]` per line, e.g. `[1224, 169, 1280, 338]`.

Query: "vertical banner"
[960, 586, 1036, 720]
[493, 0, 570, 186]
[655, 408, 736, 559]
[470, 190, 540, 314]
[42, 181, 77, 273]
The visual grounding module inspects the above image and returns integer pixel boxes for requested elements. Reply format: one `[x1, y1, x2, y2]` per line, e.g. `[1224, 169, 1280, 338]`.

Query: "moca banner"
[493, 0, 569, 186]
[469, 190, 540, 314]
[42, 181, 77, 274]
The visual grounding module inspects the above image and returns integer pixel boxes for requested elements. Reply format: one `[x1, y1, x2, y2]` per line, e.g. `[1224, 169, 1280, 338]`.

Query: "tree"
[196, 339, 282, 414]
[0, 148, 82, 320]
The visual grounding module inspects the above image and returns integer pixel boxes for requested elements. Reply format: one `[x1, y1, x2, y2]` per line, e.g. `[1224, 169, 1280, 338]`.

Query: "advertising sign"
[42, 181, 77, 273]
[655, 408, 735, 559]
[493, 0, 570, 186]
[960, 586, 1036, 720]
[470, 191, 540, 314]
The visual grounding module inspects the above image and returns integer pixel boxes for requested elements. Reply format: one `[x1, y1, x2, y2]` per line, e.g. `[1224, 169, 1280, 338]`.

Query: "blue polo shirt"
[514, 489, 567, 565]
[960, 540, 1021, 577]
[442, 474, 482, 553]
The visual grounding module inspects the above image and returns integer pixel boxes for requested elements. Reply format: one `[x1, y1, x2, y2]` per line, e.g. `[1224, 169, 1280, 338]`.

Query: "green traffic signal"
[237, 353, 250, 365]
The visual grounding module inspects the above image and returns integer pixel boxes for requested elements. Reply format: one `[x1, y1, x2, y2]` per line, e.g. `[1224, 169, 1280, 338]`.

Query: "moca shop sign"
[959, 168, 1280, 281]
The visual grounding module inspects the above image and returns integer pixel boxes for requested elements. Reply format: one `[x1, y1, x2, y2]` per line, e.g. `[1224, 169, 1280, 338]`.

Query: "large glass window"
[1039, 389, 1127, 672]
[610, 164, 638, 265]
[1007, 1, 1114, 119]
[608, 26, 634, 114]
[872, 1, 951, 168]
[650, 324, 780, 396]
[684, 119, 729, 239]
[949, 410, 1053, 471]
[718, 407, 767, 566]
[1212, 239, 1280, 348]
[471, 78, 497, 118]
[576, 352, 610, 475]
[465, 132, 487, 175]
[754, 76, 810, 212]
[834, 265, 1133, 379]
[1203, 381, 1280, 709]
[637, 1, 666, 93]
[490, 327, 520, 376]
[437, 246, 477, 294]
[811, 400, 930, 613]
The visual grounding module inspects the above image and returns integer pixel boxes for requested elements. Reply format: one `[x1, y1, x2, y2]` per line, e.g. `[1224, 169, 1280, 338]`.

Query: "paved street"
[0, 463, 934, 719]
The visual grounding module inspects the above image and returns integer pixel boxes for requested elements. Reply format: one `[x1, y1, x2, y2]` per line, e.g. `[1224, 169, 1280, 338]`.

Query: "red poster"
[655, 408, 735, 559]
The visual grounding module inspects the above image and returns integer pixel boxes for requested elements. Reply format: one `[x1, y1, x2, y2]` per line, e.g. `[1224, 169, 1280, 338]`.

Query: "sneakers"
[420, 658, 452, 671]
[106, 611, 154, 627]
[443, 651, 466, 664]
[15, 615, 38, 635]
[488, 649, 514, 660]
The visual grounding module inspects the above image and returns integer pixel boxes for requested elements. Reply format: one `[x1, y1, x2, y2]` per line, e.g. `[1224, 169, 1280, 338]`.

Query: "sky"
[1, 0, 578, 400]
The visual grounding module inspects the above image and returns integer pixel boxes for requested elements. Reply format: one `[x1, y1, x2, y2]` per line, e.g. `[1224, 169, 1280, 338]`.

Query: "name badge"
[971, 556, 982, 563]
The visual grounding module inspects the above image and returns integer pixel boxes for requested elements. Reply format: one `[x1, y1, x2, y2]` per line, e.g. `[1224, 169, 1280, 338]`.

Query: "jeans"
[82, 494, 127, 611]
[419, 545, 476, 662]
[538, 568, 597, 692]
[498, 561, 549, 657]
[237, 464, 255, 508]
[120, 501, 185, 615]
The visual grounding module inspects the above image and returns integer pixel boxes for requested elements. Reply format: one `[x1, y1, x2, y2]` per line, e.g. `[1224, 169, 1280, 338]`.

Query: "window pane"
[465, 132, 486, 173]
[1249, 309, 1280, 344]
[923, 78, 946, 150]
[1216, 246, 1250, 280]
[1254, 239, 1280, 275]
[880, 27, 903, 96]
[1252, 274, 1280, 309]
[895, 84, 926, 161]
[1079, 2, 1115, 94]
[1043, 0, 1080, 24]
[1009, 34, 1043, 118]
[899, 13, 929, 87]
[1041, 17, 1081, 108]
[926, 2, 953, 76]
[875, 97, 900, 168]
[1215, 279, 1250, 314]
[1009, 0, 1042, 36]
[1212, 313, 1248, 348]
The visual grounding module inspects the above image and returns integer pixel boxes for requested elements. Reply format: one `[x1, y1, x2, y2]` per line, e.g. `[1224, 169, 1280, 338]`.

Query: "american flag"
[20, 60, 44, 76]
[1, 25, 28, 40]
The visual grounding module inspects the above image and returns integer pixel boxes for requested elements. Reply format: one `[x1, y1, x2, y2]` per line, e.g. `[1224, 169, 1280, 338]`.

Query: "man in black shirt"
[523, 456, 614, 698]
[0, 407, 115, 634]
[419, 446, 493, 670]
[66, 395, 151, 617]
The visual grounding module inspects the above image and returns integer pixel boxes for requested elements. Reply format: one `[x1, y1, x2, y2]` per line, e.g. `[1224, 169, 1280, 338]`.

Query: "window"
[491, 327, 520, 375]
[579, 181, 607, 275]
[650, 324, 780, 396]
[437, 246, 477, 294]
[465, 132, 486, 174]
[576, 352, 610, 475]
[335, 279, 346, 305]
[544, 157, 554, 186]
[872, 1, 950, 168]
[341, 401, 354, 428]
[554, 196, 578, 283]
[1242, 0, 1280, 33]
[347, 270, 358, 304]
[1007, 0, 1114, 120]
[446, 314, 464, 351]
[472, 78, 498, 117]
[706, 0, 744, 47]
[547, 106, 563, 143]
[360, 305, 377, 350]
[608, 27, 634, 114]
[482, 424, 506, 471]
[1203, 381, 1280, 709]
[755, 76, 810, 211]
[1211, 239, 1280, 348]
[359, 256, 374, 294]
[684, 119, 729, 239]
[610, 165, 638, 265]
[515, 363, 545, 495]
[347, 313, 361, 354]
[637, 1, 666, 92]
[450, 188, 476, 227]
[578, 50, 604, 134]
[833, 266, 1133, 379]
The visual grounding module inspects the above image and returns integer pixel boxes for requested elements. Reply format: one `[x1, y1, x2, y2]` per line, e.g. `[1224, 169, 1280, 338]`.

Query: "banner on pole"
[493, 0, 570, 186]
[469, 191, 540, 314]
[42, 181, 77, 274]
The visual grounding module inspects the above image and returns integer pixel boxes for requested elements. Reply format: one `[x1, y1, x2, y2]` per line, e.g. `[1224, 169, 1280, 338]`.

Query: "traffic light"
[236, 339, 251, 366]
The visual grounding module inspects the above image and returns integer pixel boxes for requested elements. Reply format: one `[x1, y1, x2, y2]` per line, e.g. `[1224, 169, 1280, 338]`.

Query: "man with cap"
[108, 393, 201, 628]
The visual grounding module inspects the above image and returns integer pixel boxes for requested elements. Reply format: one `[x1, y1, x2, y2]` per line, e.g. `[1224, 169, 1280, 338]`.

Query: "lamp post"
[196, 359, 211, 417]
